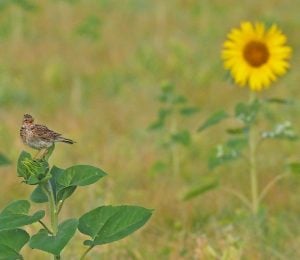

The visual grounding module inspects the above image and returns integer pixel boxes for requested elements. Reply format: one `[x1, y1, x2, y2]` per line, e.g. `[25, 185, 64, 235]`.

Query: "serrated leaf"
[0, 200, 45, 230]
[30, 219, 78, 255]
[0, 154, 10, 166]
[198, 110, 229, 132]
[183, 179, 219, 200]
[78, 205, 153, 246]
[0, 229, 29, 259]
[57, 165, 107, 187]
[17, 151, 50, 185]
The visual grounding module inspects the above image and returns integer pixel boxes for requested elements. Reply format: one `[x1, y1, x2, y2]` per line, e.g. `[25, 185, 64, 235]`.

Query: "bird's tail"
[57, 137, 76, 144]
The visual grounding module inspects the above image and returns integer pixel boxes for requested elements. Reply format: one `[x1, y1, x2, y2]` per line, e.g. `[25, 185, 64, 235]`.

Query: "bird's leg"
[33, 149, 47, 160]
[39, 148, 48, 159]
[33, 150, 42, 160]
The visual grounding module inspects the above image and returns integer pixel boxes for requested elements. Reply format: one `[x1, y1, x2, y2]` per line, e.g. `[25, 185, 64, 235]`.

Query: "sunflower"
[222, 22, 292, 91]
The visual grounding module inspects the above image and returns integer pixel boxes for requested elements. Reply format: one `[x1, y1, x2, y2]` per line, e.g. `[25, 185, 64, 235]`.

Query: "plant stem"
[80, 246, 94, 260]
[222, 188, 252, 210]
[249, 125, 258, 215]
[249, 94, 259, 215]
[47, 181, 58, 235]
[258, 173, 289, 203]
[42, 182, 60, 260]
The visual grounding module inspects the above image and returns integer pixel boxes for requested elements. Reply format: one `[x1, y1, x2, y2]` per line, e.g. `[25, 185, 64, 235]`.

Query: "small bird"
[20, 114, 75, 157]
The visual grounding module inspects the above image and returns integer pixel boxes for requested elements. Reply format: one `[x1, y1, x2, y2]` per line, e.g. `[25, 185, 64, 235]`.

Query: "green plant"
[186, 95, 297, 215]
[0, 146, 153, 259]
[148, 82, 199, 176]
[184, 21, 294, 216]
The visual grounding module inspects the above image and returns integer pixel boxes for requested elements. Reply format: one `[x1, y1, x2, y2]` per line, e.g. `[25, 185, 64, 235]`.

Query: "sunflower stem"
[249, 92, 259, 215]
[80, 245, 95, 260]
[42, 182, 60, 260]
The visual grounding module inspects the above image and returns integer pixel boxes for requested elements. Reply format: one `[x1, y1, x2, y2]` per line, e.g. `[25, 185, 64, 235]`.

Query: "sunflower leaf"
[198, 110, 229, 132]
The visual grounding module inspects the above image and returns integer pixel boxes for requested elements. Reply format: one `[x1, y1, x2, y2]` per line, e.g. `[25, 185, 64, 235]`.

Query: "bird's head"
[23, 114, 34, 125]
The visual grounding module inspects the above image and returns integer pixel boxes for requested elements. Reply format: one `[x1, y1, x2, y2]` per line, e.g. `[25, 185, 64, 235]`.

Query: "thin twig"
[222, 187, 252, 210]
[38, 220, 53, 235]
[80, 246, 95, 260]
[57, 200, 65, 215]
[258, 173, 289, 202]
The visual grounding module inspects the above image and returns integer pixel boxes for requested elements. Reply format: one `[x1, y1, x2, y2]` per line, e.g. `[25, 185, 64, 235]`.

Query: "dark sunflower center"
[243, 41, 269, 67]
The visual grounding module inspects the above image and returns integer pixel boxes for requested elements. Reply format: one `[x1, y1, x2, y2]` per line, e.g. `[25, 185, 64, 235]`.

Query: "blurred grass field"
[1, 0, 300, 259]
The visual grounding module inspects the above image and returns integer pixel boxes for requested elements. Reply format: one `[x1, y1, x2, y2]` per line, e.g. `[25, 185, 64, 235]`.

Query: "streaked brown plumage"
[20, 114, 75, 150]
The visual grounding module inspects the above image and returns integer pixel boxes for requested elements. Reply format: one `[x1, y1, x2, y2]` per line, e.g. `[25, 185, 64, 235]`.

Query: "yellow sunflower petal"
[222, 21, 292, 91]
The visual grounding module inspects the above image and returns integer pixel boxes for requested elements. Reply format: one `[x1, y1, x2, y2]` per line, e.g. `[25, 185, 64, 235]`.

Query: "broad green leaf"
[29, 219, 78, 255]
[78, 205, 153, 246]
[261, 121, 297, 141]
[30, 166, 78, 204]
[208, 138, 247, 169]
[235, 99, 260, 125]
[58, 165, 107, 187]
[0, 229, 29, 259]
[1, 200, 30, 215]
[183, 179, 219, 200]
[30, 185, 48, 203]
[57, 186, 77, 202]
[0, 200, 45, 230]
[0, 154, 10, 166]
[179, 107, 200, 116]
[287, 162, 300, 174]
[198, 110, 229, 132]
[49, 166, 68, 203]
[0, 245, 21, 259]
[171, 130, 191, 146]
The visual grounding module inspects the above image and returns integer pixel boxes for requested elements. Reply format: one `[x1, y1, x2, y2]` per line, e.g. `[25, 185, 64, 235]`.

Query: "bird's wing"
[32, 124, 62, 140]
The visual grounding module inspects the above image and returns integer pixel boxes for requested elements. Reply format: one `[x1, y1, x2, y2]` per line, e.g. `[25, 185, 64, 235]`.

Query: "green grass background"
[1, 0, 300, 259]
